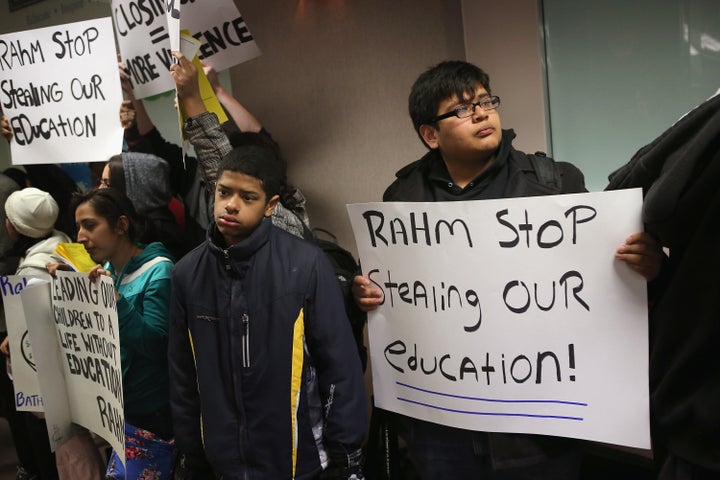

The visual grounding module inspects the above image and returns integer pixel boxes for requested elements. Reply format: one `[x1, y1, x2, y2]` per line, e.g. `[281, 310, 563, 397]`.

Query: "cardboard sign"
[0, 17, 124, 165]
[21, 273, 124, 460]
[112, 0, 261, 99]
[347, 189, 650, 449]
[1, 276, 43, 412]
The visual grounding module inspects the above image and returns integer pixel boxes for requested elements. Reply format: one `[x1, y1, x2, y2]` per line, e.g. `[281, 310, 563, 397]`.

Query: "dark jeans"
[1, 338, 58, 480]
[401, 418, 581, 480]
[11, 412, 59, 479]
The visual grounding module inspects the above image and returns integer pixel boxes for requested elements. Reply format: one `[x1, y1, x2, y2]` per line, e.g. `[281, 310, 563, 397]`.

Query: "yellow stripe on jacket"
[290, 309, 305, 479]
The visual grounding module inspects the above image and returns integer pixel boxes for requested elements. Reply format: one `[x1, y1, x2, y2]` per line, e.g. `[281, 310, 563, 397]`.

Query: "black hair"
[222, 130, 302, 209]
[3, 168, 29, 189]
[24, 164, 80, 239]
[217, 143, 286, 201]
[408, 60, 492, 147]
[105, 155, 126, 193]
[70, 187, 144, 243]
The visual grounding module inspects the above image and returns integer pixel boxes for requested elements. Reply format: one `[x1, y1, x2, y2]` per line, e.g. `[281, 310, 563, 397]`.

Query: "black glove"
[320, 445, 364, 480]
[173, 452, 216, 480]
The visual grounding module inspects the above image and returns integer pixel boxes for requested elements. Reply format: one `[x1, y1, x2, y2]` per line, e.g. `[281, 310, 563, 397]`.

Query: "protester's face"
[75, 202, 124, 263]
[99, 164, 111, 188]
[213, 170, 278, 247]
[422, 85, 502, 164]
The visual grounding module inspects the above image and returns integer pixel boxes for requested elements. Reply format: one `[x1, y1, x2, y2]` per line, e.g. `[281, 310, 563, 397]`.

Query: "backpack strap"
[527, 151, 562, 192]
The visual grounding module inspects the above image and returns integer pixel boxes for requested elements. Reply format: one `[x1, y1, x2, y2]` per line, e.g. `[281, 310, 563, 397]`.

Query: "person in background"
[2, 113, 79, 239]
[70, 187, 175, 477]
[352, 60, 663, 479]
[2, 188, 105, 480]
[99, 152, 189, 260]
[72, 187, 174, 437]
[0, 171, 31, 480]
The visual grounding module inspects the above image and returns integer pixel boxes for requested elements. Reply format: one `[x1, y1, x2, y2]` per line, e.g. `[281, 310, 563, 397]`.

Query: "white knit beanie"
[5, 187, 59, 238]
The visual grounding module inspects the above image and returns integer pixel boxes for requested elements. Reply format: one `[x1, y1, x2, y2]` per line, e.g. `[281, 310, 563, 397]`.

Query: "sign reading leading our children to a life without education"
[347, 189, 650, 449]
[21, 273, 124, 459]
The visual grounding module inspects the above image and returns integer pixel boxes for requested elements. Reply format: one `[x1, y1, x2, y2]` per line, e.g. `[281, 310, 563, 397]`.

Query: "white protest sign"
[0, 276, 43, 412]
[111, 0, 261, 99]
[347, 189, 650, 449]
[182, 2, 261, 71]
[0, 17, 124, 165]
[32, 272, 125, 459]
[21, 281, 73, 451]
[165, 0, 181, 54]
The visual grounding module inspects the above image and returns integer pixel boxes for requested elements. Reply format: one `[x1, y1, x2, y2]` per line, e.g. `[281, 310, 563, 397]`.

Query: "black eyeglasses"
[429, 96, 501, 123]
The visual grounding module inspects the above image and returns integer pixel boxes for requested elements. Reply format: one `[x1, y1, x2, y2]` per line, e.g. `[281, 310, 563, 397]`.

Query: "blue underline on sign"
[397, 397, 585, 421]
[396, 381, 589, 407]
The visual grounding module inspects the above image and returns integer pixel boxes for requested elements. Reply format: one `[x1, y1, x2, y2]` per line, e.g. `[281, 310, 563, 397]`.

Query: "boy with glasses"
[353, 60, 663, 479]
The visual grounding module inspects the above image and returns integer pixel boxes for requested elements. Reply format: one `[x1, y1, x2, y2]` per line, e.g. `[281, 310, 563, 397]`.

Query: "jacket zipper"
[223, 249, 231, 271]
[241, 313, 250, 368]
[224, 246, 249, 478]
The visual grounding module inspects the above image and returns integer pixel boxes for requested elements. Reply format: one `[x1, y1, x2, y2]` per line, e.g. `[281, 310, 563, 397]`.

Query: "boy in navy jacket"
[169, 145, 367, 480]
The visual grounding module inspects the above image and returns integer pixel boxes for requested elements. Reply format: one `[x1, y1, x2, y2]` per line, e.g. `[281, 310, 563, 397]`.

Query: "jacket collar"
[208, 217, 272, 264]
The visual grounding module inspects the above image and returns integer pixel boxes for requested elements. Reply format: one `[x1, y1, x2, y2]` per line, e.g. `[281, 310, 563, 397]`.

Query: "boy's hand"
[351, 275, 383, 312]
[170, 51, 206, 117]
[320, 445, 364, 480]
[170, 51, 200, 101]
[615, 232, 664, 281]
[0, 336, 9, 356]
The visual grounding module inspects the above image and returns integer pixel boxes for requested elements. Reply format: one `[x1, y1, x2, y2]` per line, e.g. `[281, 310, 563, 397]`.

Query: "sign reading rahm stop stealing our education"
[348, 188, 650, 449]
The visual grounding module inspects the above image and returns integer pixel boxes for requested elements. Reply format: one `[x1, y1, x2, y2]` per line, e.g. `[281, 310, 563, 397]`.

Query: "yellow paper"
[54, 243, 97, 273]
[194, 55, 229, 124]
[177, 30, 228, 136]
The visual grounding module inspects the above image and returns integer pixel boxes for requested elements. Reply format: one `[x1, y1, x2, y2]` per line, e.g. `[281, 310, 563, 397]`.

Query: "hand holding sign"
[170, 51, 203, 115]
[352, 275, 384, 313]
[615, 232, 664, 281]
[1, 115, 11, 142]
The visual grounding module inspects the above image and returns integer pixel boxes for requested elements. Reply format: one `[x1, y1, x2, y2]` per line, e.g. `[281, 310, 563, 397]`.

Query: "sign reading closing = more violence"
[0, 17, 124, 165]
[347, 189, 650, 449]
[111, 0, 261, 98]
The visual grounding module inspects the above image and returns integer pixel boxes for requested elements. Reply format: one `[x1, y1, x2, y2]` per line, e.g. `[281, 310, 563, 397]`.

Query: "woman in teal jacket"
[73, 187, 174, 440]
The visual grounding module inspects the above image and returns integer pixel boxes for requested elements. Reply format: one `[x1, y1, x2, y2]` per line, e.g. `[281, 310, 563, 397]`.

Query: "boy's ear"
[264, 194, 280, 217]
[419, 124, 440, 149]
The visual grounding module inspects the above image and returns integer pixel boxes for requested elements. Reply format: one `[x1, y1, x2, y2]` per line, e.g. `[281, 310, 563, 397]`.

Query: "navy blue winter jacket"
[169, 218, 367, 479]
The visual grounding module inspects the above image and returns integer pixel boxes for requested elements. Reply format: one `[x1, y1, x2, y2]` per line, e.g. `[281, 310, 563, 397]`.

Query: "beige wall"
[231, 0, 466, 252]
[462, 0, 548, 154]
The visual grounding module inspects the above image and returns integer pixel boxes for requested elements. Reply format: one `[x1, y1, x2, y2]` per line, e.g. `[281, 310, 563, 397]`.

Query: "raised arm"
[203, 63, 262, 133]
[171, 51, 232, 193]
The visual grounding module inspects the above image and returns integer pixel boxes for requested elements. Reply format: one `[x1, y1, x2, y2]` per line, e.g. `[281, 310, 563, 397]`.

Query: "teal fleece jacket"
[107, 241, 174, 417]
